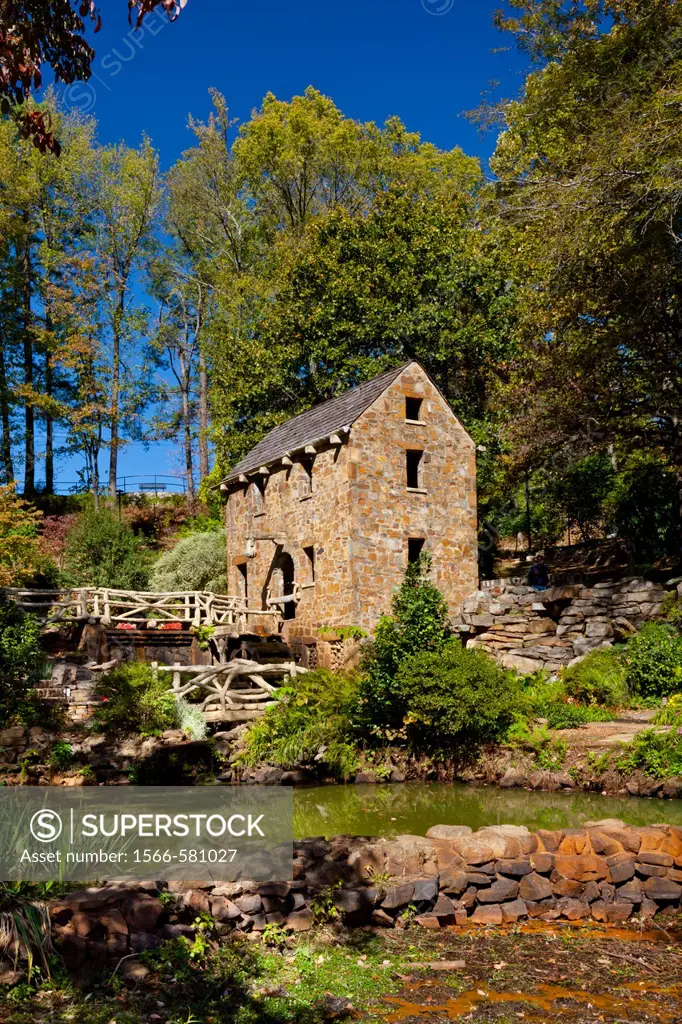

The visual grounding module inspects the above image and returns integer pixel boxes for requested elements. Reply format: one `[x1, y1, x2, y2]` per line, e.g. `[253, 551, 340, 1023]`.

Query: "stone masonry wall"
[48, 820, 682, 968]
[459, 576, 670, 674]
[342, 364, 478, 631]
[224, 364, 478, 638]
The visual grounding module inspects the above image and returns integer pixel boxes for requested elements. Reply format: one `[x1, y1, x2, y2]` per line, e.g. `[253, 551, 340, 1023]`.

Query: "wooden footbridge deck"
[4, 587, 279, 631]
[4, 587, 304, 724]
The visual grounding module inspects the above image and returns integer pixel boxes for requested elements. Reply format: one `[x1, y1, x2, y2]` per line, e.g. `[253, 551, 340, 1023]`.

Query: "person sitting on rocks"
[528, 553, 549, 591]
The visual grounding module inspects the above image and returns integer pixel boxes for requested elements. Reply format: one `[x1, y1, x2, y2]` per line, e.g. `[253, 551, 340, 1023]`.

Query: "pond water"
[292, 782, 682, 839]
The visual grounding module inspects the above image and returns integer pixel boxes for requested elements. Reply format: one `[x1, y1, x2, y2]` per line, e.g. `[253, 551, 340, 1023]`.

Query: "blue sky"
[48, 0, 528, 491]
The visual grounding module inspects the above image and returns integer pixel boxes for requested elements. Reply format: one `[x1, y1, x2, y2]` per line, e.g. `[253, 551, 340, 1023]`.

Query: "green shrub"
[506, 721, 568, 769]
[521, 672, 567, 718]
[238, 670, 360, 780]
[561, 649, 628, 707]
[618, 728, 682, 779]
[61, 509, 150, 589]
[546, 702, 614, 730]
[0, 599, 45, 723]
[623, 622, 682, 697]
[652, 694, 682, 727]
[358, 553, 452, 732]
[92, 664, 179, 736]
[48, 741, 73, 770]
[150, 531, 227, 593]
[390, 640, 522, 751]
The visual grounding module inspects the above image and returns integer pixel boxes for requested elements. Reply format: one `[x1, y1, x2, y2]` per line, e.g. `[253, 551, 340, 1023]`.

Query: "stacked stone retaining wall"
[458, 576, 673, 673]
[49, 820, 682, 967]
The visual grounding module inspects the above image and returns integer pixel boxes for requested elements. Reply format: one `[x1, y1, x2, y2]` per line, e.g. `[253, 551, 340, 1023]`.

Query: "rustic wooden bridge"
[3, 588, 280, 631]
[156, 660, 305, 723]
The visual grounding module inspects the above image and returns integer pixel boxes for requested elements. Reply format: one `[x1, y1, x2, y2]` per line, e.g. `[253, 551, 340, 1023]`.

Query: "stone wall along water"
[458, 576, 671, 673]
[48, 820, 682, 967]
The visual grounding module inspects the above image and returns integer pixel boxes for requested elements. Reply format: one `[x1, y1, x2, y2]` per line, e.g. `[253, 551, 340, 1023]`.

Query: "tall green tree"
[92, 139, 160, 498]
[173, 87, 505, 476]
[488, 0, 682, 541]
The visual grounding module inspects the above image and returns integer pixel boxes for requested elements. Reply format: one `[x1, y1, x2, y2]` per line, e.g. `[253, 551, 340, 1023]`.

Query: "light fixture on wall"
[246, 538, 257, 558]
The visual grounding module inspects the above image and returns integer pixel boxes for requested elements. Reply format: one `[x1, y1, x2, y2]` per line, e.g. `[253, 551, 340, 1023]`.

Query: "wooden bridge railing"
[156, 659, 305, 723]
[3, 588, 280, 631]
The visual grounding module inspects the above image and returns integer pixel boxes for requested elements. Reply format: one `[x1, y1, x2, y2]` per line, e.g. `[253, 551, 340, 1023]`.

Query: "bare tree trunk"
[92, 448, 100, 512]
[180, 351, 195, 499]
[22, 235, 35, 497]
[673, 417, 682, 560]
[0, 332, 14, 485]
[45, 347, 54, 494]
[108, 294, 123, 499]
[198, 346, 210, 481]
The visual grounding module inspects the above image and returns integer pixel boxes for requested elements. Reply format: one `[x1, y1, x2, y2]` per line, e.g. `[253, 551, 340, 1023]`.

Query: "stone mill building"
[219, 361, 478, 642]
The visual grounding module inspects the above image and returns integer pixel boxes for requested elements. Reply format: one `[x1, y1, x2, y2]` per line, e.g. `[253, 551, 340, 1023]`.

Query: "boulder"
[414, 914, 441, 930]
[551, 875, 583, 898]
[426, 825, 473, 840]
[476, 878, 519, 904]
[607, 855, 636, 885]
[286, 910, 313, 932]
[451, 840, 498, 866]
[383, 836, 438, 877]
[638, 851, 674, 867]
[591, 901, 632, 923]
[616, 879, 642, 903]
[471, 904, 504, 925]
[432, 894, 456, 922]
[530, 853, 555, 875]
[554, 855, 608, 883]
[210, 897, 241, 922]
[519, 873, 553, 902]
[496, 858, 533, 878]
[556, 898, 590, 921]
[636, 863, 669, 878]
[642, 877, 682, 901]
[412, 879, 439, 903]
[524, 899, 556, 918]
[439, 871, 469, 894]
[381, 883, 415, 910]
[499, 768, 527, 789]
[122, 894, 164, 933]
[661, 778, 682, 799]
[234, 894, 263, 916]
[501, 899, 528, 922]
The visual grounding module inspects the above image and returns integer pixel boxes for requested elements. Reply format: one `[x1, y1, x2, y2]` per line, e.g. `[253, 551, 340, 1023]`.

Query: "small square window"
[405, 396, 423, 422]
[406, 449, 423, 489]
[408, 538, 425, 564]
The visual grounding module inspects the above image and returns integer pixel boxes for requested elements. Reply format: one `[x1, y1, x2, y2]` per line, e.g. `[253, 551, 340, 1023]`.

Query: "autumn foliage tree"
[0, 1, 188, 152]
[0, 484, 42, 586]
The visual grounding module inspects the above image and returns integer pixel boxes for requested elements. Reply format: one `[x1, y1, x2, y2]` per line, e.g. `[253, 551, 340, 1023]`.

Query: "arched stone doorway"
[279, 552, 296, 620]
[265, 548, 297, 621]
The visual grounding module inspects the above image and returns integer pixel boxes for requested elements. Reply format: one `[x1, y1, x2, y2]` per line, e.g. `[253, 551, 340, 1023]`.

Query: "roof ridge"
[222, 360, 416, 483]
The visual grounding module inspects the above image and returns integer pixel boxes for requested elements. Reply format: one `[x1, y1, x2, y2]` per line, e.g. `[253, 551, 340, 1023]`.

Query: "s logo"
[30, 809, 63, 843]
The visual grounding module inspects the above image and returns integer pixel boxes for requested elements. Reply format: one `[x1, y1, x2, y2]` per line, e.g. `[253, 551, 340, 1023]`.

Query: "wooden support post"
[102, 589, 111, 627]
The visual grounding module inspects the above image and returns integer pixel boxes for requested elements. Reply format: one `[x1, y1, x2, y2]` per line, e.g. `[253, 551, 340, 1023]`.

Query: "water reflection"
[292, 782, 682, 838]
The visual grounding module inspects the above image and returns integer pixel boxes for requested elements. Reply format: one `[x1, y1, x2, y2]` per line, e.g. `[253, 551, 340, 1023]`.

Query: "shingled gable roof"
[222, 361, 415, 483]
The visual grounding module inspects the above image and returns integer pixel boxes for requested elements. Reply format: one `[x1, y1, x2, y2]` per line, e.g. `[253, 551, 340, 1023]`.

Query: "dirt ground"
[376, 922, 682, 1024]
